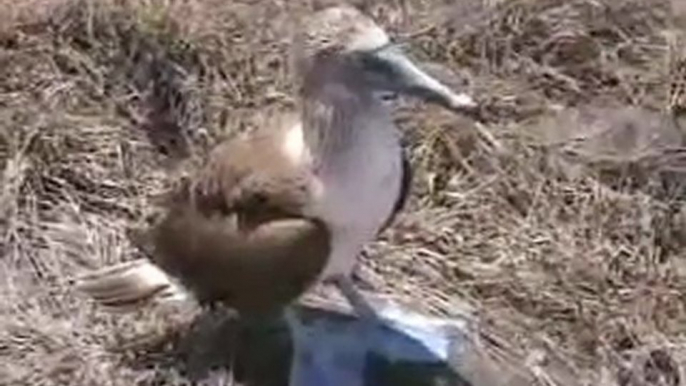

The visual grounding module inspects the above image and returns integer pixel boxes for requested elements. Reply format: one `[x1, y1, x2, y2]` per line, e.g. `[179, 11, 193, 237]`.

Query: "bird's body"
[74, 7, 479, 385]
[75, 4, 477, 320]
[141, 97, 405, 312]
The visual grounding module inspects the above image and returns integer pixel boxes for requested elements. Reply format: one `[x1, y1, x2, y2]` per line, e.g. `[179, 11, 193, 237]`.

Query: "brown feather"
[147, 121, 331, 315]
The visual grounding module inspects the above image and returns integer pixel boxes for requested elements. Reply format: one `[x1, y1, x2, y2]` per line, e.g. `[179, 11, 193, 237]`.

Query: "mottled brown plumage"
[148, 121, 331, 314]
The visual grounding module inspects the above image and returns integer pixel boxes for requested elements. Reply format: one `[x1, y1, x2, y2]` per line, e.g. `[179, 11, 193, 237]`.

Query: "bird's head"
[293, 6, 478, 115]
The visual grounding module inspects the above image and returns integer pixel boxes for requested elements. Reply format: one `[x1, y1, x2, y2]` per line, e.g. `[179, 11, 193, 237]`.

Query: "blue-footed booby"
[75, 4, 478, 328]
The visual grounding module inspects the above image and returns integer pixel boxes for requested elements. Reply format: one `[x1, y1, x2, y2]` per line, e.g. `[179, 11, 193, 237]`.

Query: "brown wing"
[147, 124, 331, 316]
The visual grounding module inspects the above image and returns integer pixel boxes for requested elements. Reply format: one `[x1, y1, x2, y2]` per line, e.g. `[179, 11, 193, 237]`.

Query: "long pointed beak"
[370, 45, 479, 116]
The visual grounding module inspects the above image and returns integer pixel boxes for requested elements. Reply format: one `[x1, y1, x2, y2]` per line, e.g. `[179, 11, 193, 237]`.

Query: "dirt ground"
[1, 0, 685, 385]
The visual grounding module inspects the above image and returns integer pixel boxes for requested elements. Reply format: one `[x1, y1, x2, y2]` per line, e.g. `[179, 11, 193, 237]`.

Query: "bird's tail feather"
[73, 259, 190, 312]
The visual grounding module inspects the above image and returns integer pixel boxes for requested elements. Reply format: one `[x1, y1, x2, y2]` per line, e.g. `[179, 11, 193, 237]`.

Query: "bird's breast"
[281, 119, 402, 230]
[306, 121, 403, 278]
[314, 130, 401, 228]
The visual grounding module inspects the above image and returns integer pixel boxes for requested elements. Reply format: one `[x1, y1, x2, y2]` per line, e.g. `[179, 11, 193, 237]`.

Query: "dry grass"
[1, 0, 685, 385]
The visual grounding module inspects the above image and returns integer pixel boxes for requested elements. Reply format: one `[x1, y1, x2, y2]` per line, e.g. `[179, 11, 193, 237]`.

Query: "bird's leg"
[327, 273, 380, 326]
[331, 274, 375, 319]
